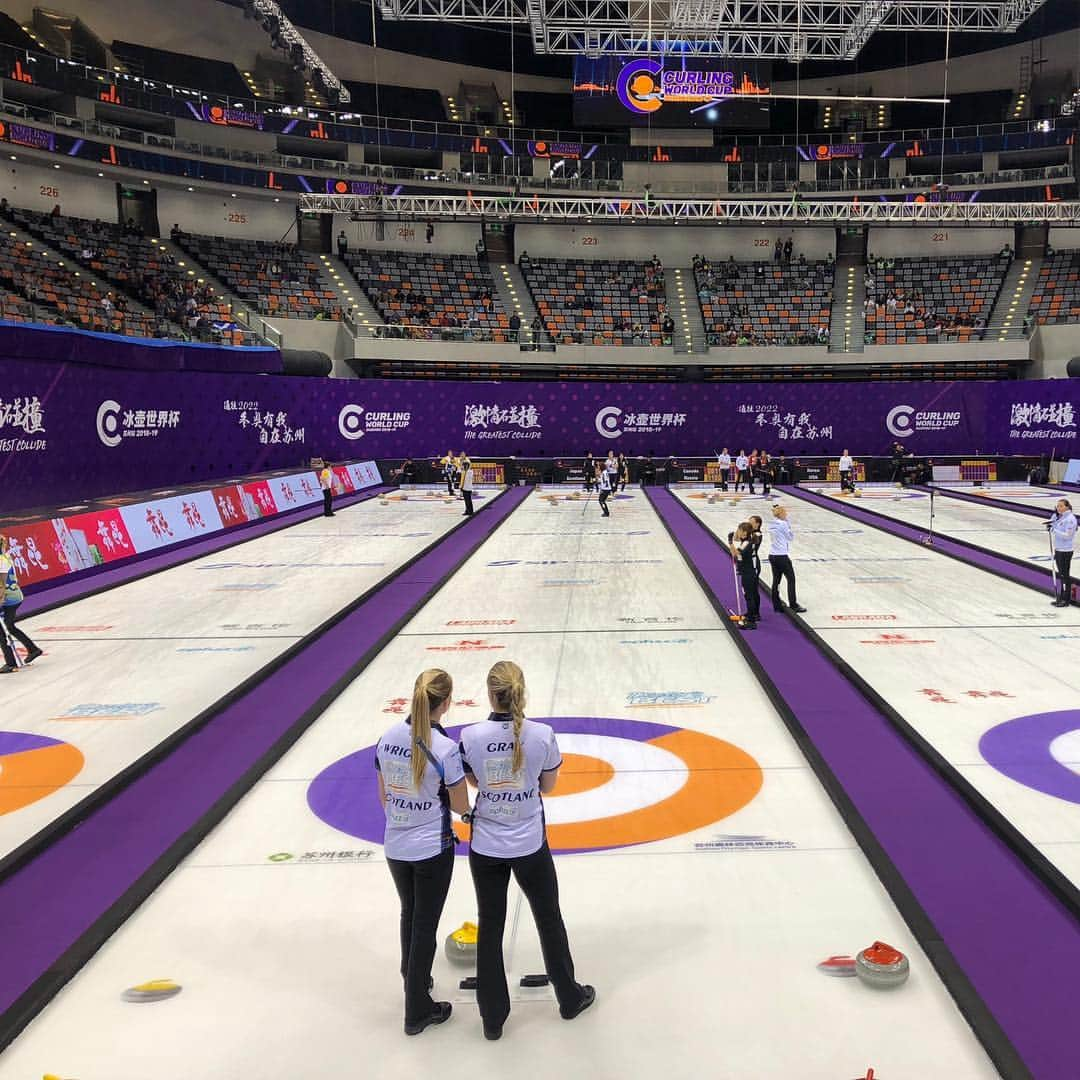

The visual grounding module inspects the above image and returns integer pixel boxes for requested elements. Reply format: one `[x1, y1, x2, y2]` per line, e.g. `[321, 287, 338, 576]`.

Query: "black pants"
[322, 489, 334, 516]
[1, 605, 36, 668]
[769, 554, 798, 610]
[758, 471, 771, 495]
[736, 469, 752, 492]
[1056, 550, 1074, 603]
[840, 469, 853, 492]
[462, 489, 474, 515]
[469, 842, 586, 1028]
[718, 470, 728, 491]
[598, 489, 610, 516]
[445, 475, 455, 496]
[740, 568, 760, 621]
[387, 846, 455, 1024]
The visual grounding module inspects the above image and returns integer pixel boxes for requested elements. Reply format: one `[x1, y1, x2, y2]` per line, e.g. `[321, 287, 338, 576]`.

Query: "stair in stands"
[670, 267, 706, 354]
[493, 262, 537, 346]
[325, 253, 381, 338]
[830, 254, 864, 353]
[987, 253, 1042, 341]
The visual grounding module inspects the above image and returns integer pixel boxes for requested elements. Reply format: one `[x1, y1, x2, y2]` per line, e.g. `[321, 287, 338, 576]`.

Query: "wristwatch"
[461, 811, 474, 825]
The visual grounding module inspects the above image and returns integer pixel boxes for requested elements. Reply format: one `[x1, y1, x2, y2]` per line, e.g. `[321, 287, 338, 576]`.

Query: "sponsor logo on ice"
[627, 691, 715, 708]
[694, 833, 796, 852]
[52, 702, 163, 721]
[425, 639, 506, 652]
[268, 850, 374, 864]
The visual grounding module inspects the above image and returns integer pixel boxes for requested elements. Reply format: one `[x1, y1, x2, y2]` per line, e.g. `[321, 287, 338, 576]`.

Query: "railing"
[2, 98, 1073, 201]
[234, 307, 283, 348]
[5, 43, 1076, 150]
[362, 324, 676, 349]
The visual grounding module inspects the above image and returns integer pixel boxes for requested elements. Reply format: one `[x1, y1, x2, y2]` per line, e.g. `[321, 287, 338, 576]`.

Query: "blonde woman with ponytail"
[459, 660, 595, 1041]
[376, 668, 471, 1036]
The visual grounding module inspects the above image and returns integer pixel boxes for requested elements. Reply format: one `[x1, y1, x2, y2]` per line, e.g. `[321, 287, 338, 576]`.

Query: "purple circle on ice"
[979, 710, 1080, 803]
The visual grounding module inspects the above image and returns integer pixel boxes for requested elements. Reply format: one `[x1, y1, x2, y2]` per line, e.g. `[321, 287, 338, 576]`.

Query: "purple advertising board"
[0, 358, 1076, 512]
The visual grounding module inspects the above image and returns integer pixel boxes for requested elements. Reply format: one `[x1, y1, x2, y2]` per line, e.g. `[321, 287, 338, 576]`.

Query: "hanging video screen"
[573, 56, 771, 129]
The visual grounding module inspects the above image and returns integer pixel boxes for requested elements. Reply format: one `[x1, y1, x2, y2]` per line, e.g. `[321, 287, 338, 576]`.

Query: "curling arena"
[1, 0, 1080, 1076]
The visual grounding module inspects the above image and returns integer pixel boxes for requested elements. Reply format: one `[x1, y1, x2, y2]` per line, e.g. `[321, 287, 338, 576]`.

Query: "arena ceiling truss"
[375, 0, 1051, 58]
[300, 192, 1080, 222]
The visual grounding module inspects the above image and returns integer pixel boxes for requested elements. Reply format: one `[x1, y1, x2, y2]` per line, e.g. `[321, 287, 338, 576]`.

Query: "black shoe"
[483, 1022, 503, 1041]
[24, 647, 43, 664]
[404, 1001, 452, 1036]
[790, 604, 807, 614]
[1052, 599, 1069, 607]
[741, 621, 757, 631]
[560, 985, 596, 1021]
[773, 606, 785, 614]
[0, 665, 14, 674]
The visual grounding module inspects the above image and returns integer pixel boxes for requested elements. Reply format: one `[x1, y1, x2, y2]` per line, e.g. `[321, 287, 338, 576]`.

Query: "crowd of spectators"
[694, 248, 834, 347]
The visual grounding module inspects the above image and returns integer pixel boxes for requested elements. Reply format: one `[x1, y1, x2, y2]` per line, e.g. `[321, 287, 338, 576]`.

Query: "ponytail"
[410, 669, 452, 790]
[487, 660, 527, 775]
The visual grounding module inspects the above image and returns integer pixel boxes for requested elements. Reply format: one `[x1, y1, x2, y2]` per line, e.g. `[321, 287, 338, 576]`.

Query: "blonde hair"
[487, 660, 526, 775]
[410, 669, 452, 789]
[771, 503, 785, 517]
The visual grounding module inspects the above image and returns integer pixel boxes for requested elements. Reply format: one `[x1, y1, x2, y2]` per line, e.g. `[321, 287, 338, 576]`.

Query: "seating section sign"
[3, 461, 381, 590]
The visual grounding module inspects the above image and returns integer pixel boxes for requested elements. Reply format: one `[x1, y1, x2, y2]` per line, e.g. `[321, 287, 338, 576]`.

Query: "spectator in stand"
[426, 221, 435, 244]
[531, 314, 542, 349]
[509, 311, 521, 343]
[783, 237, 793, 264]
[774, 238, 783, 263]
[337, 230, 349, 258]
[51, 204, 61, 218]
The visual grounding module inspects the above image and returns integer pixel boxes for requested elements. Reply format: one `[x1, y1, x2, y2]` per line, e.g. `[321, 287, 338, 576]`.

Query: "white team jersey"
[839, 456, 853, 472]
[376, 720, 465, 861]
[736, 455, 749, 471]
[460, 715, 562, 858]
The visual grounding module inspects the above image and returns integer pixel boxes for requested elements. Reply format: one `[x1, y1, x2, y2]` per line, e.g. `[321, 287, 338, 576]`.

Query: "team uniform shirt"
[839, 455, 853, 474]
[460, 714, 562, 858]
[1, 554, 21, 606]
[375, 720, 465, 862]
[598, 469, 613, 493]
[605, 455, 619, 479]
[461, 465, 474, 491]
[1051, 510, 1078, 552]
[735, 454, 750, 473]
[768, 518, 793, 556]
[319, 467, 333, 491]
[734, 538, 756, 576]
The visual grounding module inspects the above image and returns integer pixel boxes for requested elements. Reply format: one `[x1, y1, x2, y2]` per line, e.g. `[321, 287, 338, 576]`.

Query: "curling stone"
[816, 954, 857, 978]
[399, 494, 409, 501]
[707, 494, 718, 504]
[379, 499, 389, 506]
[445, 921, 478, 966]
[729, 499, 738, 507]
[853, 491, 863, 498]
[122, 979, 183, 1003]
[571, 491, 582, 500]
[443, 498, 453, 505]
[854, 942, 909, 989]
